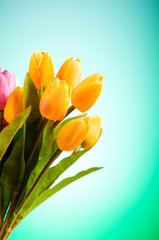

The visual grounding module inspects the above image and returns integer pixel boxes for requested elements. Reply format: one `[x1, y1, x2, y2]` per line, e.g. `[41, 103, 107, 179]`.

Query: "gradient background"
[0, 0, 159, 239]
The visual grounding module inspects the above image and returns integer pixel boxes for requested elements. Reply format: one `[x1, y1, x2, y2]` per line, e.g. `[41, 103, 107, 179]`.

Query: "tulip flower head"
[57, 116, 90, 151]
[71, 73, 104, 112]
[57, 57, 82, 89]
[40, 78, 72, 121]
[82, 115, 102, 149]
[0, 66, 16, 110]
[29, 50, 54, 89]
[4, 87, 24, 123]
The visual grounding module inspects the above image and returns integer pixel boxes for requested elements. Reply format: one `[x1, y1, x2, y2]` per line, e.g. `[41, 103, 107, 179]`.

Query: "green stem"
[0, 184, 21, 239]
[22, 123, 26, 161]
[3, 218, 22, 240]
[1, 217, 22, 240]
[0, 216, 2, 230]
[53, 105, 75, 128]
[12, 104, 75, 215]
[0, 122, 27, 239]
[5, 149, 62, 237]
[0, 118, 48, 239]
[12, 118, 49, 210]
[1, 104, 76, 238]
[25, 117, 48, 170]
[40, 84, 43, 98]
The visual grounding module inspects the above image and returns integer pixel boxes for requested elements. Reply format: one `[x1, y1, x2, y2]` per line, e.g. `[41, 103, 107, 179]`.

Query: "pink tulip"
[0, 66, 16, 110]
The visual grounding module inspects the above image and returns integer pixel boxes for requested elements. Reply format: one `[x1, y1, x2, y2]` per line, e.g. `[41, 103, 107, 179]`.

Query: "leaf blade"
[25, 120, 54, 194]
[20, 167, 103, 217]
[0, 107, 31, 162]
[23, 73, 41, 123]
[19, 150, 88, 215]
[37, 150, 88, 193]
[0, 135, 25, 217]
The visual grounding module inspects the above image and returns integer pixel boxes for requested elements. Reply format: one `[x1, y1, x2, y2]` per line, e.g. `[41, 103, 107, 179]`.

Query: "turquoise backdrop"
[0, 0, 159, 239]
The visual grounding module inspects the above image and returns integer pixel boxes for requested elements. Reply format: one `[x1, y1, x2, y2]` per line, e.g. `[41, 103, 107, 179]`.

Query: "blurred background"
[0, 0, 159, 239]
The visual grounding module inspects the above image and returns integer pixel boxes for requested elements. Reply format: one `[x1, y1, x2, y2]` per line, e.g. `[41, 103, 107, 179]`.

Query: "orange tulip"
[40, 78, 72, 121]
[57, 57, 82, 89]
[57, 116, 90, 151]
[82, 115, 102, 149]
[71, 73, 104, 112]
[4, 87, 24, 123]
[29, 49, 54, 89]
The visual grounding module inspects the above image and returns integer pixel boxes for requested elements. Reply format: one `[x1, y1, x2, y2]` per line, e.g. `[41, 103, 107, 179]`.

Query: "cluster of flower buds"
[2, 49, 104, 151]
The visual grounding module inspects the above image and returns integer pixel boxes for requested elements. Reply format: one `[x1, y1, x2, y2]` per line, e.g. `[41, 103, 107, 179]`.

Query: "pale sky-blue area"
[0, 0, 159, 239]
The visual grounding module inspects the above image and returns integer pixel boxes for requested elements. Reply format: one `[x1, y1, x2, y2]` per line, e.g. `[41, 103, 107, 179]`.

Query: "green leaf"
[0, 134, 25, 218]
[18, 150, 88, 217]
[23, 73, 42, 160]
[23, 73, 41, 123]
[17, 115, 86, 218]
[0, 107, 31, 162]
[37, 150, 88, 193]
[25, 120, 54, 195]
[15, 120, 54, 212]
[20, 167, 103, 217]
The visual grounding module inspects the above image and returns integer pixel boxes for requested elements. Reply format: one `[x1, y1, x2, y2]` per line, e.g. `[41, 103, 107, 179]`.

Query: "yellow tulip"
[29, 49, 54, 89]
[71, 73, 104, 112]
[57, 116, 90, 151]
[82, 115, 102, 149]
[4, 87, 24, 123]
[40, 78, 72, 121]
[57, 57, 82, 89]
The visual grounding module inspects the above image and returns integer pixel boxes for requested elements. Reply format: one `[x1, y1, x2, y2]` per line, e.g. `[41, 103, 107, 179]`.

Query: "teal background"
[0, 0, 159, 239]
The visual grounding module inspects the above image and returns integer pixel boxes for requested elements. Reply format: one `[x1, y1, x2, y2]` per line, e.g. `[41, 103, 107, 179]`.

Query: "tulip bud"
[29, 50, 54, 89]
[0, 66, 16, 110]
[57, 57, 82, 89]
[57, 116, 90, 151]
[4, 87, 24, 123]
[82, 115, 102, 149]
[71, 73, 104, 112]
[40, 78, 72, 121]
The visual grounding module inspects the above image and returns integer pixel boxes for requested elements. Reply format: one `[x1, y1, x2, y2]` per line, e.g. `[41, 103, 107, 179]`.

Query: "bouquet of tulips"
[0, 50, 104, 239]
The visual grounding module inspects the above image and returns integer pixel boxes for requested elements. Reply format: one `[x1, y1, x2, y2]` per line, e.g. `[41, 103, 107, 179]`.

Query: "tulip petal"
[82, 115, 102, 149]
[57, 119, 84, 150]
[72, 82, 102, 112]
[57, 117, 90, 151]
[39, 52, 54, 88]
[66, 117, 90, 151]
[9, 72, 17, 93]
[4, 87, 24, 123]
[57, 58, 82, 89]
[71, 74, 104, 112]
[62, 59, 82, 89]
[2, 71, 16, 94]
[40, 78, 71, 121]
[0, 73, 9, 110]
[56, 57, 73, 79]
[2, 70, 12, 86]
[34, 49, 43, 66]
[29, 53, 41, 89]
[40, 87, 69, 121]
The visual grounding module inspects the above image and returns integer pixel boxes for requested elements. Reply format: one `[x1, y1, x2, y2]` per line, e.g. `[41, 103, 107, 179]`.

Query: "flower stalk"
[0, 104, 76, 239]
[25, 117, 48, 170]
[3, 149, 62, 240]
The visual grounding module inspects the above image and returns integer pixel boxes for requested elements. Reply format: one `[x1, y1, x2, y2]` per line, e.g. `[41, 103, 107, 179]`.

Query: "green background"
[0, 0, 159, 239]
